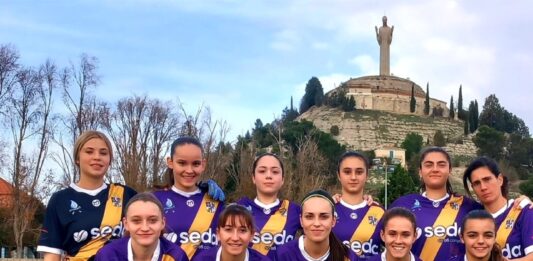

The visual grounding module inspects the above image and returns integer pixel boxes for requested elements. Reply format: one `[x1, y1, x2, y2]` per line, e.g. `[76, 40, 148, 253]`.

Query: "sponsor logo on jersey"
[412, 200, 421, 211]
[92, 199, 100, 207]
[502, 243, 522, 258]
[89, 223, 124, 239]
[69, 200, 82, 214]
[73, 230, 88, 242]
[252, 230, 293, 246]
[186, 199, 194, 207]
[164, 198, 175, 213]
[415, 222, 460, 239]
[343, 239, 380, 255]
[163, 228, 218, 245]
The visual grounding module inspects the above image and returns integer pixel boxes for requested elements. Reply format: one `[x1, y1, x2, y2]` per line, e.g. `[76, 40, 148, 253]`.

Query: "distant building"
[374, 148, 406, 168]
[0, 177, 13, 209]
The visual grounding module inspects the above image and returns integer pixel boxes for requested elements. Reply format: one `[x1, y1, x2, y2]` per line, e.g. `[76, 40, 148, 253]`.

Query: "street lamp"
[383, 161, 388, 209]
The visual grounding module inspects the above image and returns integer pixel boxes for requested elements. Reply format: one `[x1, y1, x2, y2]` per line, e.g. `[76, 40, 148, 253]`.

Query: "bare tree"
[7, 64, 55, 257]
[105, 95, 181, 191]
[53, 54, 104, 185]
[0, 44, 19, 115]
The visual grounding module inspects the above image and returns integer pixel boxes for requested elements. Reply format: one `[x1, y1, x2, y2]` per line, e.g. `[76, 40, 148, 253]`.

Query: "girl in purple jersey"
[37, 131, 137, 261]
[95, 192, 188, 261]
[236, 153, 301, 258]
[368, 207, 421, 261]
[457, 210, 503, 261]
[153, 137, 224, 260]
[463, 157, 533, 260]
[193, 204, 271, 261]
[333, 151, 384, 259]
[276, 189, 359, 261]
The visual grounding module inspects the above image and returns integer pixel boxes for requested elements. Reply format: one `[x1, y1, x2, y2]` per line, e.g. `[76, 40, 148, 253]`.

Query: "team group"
[35, 130, 533, 261]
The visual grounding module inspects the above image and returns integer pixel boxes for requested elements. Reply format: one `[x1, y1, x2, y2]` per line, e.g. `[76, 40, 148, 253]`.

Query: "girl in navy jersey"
[95, 192, 188, 261]
[389, 147, 482, 261]
[236, 153, 301, 259]
[463, 157, 533, 260]
[368, 207, 421, 261]
[333, 151, 384, 259]
[276, 189, 359, 261]
[455, 209, 503, 261]
[153, 137, 224, 260]
[37, 130, 137, 261]
[193, 204, 271, 261]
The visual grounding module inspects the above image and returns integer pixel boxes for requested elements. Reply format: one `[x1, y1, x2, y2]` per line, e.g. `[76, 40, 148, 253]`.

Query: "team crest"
[245, 205, 253, 213]
[505, 219, 515, 229]
[206, 201, 216, 213]
[450, 202, 459, 210]
[368, 215, 378, 226]
[112, 197, 122, 207]
[164, 198, 175, 213]
[69, 200, 82, 214]
[279, 207, 287, 217]
[412, 200, 421, 211]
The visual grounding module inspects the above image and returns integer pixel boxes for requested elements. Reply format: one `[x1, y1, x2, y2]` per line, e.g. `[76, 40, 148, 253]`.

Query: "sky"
[1, 0, 532, 141]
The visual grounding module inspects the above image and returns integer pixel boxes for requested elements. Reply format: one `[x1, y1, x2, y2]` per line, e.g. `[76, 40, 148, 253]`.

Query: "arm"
[390, 25, 394, 44]
[507, 253, 533, 261]
[43, 253, 61, 261]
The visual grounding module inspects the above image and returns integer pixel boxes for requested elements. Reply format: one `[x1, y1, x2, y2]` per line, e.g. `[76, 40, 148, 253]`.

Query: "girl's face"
[77, 138, 111, 180]
[461, 219, 495, 260]
[166, 144, 205, 192]
[252, 155, 284, 197]
[419, 152, 450, 190]
[300, 197, 336, 244]
[338, 156, 367, 195]
[380, 217, 417, 260]
[469, 167, 504, 206]
[124, 201, 166, 248]
[217, 216, 253, 257]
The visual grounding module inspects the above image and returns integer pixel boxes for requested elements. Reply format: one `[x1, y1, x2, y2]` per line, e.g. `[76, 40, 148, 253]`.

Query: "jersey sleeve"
[520, 207, 533, 255]
[37, 192, 65, 255]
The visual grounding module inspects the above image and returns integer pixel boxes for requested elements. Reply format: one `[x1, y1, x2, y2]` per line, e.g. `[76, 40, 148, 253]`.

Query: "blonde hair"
[73, 130, 114, 167]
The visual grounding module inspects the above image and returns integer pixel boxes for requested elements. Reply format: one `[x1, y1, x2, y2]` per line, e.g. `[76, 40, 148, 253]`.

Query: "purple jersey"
[153, 188, 223, 259]
[333, 200, 383, 259]
[390, 193, 482, 261]
[493, 200, 533, 259]
[192, 246, 271, 261]
[237, 197, 301, 259]
[276, 236, 359, 261]
[95, 236, 189, 261]
[37, 183, 136, 258]
[366, 252, 422, 261]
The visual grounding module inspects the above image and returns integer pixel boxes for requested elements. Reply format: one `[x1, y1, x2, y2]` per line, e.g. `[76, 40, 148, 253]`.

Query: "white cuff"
[37, 245, 64, 255]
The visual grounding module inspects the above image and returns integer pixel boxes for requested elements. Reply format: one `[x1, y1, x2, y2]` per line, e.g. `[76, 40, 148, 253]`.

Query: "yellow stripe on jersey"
[419, 195, 463, 261]
[496, 206, 523, 248]
[181, 193, 219, 259]
[252, 200, 290, 255]
[349, 205, 384, 256]
[69, 184, 124, 260]
[161, 254, 177, 261]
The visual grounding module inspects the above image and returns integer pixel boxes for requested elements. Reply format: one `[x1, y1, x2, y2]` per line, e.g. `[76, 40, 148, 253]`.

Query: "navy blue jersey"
[37, 183, 136, 259]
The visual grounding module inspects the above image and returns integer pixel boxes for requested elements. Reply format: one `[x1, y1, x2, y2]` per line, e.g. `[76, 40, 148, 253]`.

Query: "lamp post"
[383, 161, 388, 209]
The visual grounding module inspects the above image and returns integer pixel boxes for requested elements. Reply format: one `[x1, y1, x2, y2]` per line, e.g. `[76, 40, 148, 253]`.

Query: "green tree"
[401, 132, 424, 162]
[281, 96, 299, 123]
[468, 101, 477, 133]
[330, 125, 340, 136]
[473, 125, 505, 160]
[449, 96, 455, 119]
[473, 100, 479, 130]
[379, 165, 417, 207]
[433, 130, 446, 146]
[479, 94, 529, 137]
[410, 83, 416, 113]
[424, 83, 430, 115]
[458, 85, 464, 120]
[300, 77, 324, 114]
[519, 177, 533, 198]
[464, 114, 469, 135]
[342, 96, 356, 112]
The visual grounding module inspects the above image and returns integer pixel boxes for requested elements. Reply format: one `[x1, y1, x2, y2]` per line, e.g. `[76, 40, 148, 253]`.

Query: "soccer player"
[333, 151, 383, 259]
[389, 146, 482, 261]
[276, 189, 359, 261]
[454, 209, 504, 261]
[95, 192, 188, 261]
[368, 207, 421, 261]
[153, 136, 224, 260]
[37, 130, 137, 261]
[236, 153, 301, 259]
[463, 157, 533, 260]
[193, 204, 271, 261]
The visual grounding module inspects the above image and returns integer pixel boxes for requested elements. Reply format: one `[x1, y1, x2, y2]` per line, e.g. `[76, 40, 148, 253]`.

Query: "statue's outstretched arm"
[375, 26, 380, 42]
[390, 26, 394, 44]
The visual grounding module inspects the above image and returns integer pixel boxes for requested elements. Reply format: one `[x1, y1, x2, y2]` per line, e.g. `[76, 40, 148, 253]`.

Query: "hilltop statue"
[375, 16, 394, 76]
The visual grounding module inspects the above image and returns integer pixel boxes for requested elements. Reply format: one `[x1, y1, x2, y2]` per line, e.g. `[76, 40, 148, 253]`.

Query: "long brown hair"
[461, 210, 504, 261]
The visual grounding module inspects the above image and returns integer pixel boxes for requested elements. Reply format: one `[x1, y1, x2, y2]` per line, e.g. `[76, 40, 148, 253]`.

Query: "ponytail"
[328, 232, 350, 260]
[490, 243, 504, 261]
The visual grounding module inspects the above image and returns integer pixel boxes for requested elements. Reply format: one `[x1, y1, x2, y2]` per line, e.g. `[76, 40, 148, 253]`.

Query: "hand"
[513, 195, 532, 209]
[332, 193, 342, 204]
[198, 179, 226, 202]
[364, 194, 380, 206]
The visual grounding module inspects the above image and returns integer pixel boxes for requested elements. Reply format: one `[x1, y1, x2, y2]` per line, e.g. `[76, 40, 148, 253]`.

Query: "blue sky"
[2, 0, 532, 140]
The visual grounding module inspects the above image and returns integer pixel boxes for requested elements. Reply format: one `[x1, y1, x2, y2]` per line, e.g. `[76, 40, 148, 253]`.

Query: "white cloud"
[348, 55, 377, 76]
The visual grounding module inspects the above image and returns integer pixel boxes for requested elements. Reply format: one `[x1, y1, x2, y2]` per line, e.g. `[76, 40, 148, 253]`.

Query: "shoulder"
[276, 239, 298, 254]
[286, 200, 301, 212]
[236, 196, 252, 205]
[249, 248, 272, 260]
[96, 237, 128, 258]
[192, 246, 218, 260]
[160, 238, 188, 260]
[391, 193, 420, 206]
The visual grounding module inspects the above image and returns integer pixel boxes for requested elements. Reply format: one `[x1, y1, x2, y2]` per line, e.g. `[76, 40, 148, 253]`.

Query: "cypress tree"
[424, 82, 430, 115]
[410, 83, 416, 113]
[469, 101, 476, 133]
[449, 96, 455, 119]
[458, 85, 464, 120]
